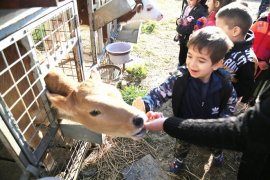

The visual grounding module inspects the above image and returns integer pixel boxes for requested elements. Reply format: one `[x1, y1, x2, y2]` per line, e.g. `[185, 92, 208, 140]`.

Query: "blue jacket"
[142, 67, 237, 118]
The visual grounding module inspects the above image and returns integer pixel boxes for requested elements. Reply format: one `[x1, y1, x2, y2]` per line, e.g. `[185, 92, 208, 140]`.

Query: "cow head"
[45, 70, 147, 140]
[131, 0, 163, 22]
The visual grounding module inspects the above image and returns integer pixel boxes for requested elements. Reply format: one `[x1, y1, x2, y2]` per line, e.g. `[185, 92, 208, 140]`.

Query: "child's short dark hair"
[216, 2, 252, 36]
[187, 26, 233, 64]
[217, 0, 236, 9]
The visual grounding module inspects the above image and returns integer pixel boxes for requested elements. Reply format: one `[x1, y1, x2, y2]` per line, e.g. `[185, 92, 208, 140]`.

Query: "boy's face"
[188, 0, 200, 7]
[216, 17, 235, 41]
[186, 45, 222, 83]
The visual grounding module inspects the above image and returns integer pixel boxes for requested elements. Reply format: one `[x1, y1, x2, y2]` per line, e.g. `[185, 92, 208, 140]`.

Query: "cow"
[77, 0, 163, 43]
[77, 0, 163, 25]
[44, 69, 147, 139]
[117, 0, 163, 24]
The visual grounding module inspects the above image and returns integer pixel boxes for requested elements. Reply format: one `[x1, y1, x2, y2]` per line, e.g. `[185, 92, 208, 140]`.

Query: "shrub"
[125, 64, 147, 84]
[141, 22, 156, 34]
[121, 85, 147, 105]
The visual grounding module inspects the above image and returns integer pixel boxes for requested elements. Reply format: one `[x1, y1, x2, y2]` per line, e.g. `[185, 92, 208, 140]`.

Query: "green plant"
[121, 85, 147, 105]
[125, 64, 147, 84]
[141, 22, 156, 34]
[32, 24, 46, 50]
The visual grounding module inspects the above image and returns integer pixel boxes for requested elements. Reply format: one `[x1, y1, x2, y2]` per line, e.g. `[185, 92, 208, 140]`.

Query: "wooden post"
[87, 0, 98, 64]
[96, 0, 104, 54]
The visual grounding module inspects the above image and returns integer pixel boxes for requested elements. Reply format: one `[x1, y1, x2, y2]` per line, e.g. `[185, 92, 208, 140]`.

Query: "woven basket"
[97, 64, 122, 85]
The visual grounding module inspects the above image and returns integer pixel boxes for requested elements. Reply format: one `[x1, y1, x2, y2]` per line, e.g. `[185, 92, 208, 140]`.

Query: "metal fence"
[0, 0, 91, 179]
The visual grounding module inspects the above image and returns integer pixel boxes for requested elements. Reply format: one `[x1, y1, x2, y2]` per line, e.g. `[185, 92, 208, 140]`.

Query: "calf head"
[118, 0, 163, 23]
[131, 0, 163, 22]
[45, 70, 147, 139]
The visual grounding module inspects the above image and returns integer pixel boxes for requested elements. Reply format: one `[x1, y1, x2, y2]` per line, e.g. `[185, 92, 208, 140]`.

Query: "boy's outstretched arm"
[134, 75, 178, 112]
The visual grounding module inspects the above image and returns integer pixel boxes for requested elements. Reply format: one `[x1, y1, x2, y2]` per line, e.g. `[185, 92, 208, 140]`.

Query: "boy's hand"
[132, 97, 146, 112]
[144, 111, 165, 131]
[146, 111, 164, 121]
[144, 117, 166, 131]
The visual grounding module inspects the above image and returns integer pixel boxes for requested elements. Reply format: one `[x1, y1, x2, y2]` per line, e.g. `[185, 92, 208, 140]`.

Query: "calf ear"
[136, 4, 143, 13]
[46, 91, 73, 116]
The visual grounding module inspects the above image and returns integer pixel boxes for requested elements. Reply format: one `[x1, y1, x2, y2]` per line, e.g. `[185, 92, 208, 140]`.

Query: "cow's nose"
[133, 116, 144, 127]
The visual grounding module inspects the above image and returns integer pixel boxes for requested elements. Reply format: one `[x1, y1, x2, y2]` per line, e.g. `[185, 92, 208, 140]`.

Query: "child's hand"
[146, 111, 164, 121]
[144, 117, 166, 131]
[176, 18, 182, 25]
[144, 111, 165, 131]
[258, 61, 269, 70]
[132, 97, 146, 112]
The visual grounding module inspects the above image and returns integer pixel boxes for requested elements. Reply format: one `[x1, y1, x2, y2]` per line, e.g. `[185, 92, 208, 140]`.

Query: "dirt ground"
[80, 0, 260, 179]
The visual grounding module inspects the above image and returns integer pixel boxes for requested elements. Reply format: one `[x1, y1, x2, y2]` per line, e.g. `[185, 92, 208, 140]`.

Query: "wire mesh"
[0, 1, 89, 179]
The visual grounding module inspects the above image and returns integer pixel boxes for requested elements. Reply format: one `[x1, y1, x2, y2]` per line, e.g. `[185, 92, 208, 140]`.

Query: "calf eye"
[89, 110, 101, 116]
[147, 7, 153, 11]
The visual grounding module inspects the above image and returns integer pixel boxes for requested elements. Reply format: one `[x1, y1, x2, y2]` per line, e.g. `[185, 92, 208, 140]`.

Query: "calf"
[117, 0, 163, 23]
[77, 0, 163, 43]
[44, 69, 147, 139]
[77, 0, 163, 25]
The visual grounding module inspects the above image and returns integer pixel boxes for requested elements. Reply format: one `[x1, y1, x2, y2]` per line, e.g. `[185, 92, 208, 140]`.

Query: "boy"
[133, 26, 237, 174]
[175, 0, 207, 66]
[215, 2, 255, 104]
[143, 76, 270, 179]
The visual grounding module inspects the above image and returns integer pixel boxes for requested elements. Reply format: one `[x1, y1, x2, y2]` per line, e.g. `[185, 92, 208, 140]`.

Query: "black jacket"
[163, 80, 270, 179]
[224, 31, 255, 103]
[176, 3, 207, 43]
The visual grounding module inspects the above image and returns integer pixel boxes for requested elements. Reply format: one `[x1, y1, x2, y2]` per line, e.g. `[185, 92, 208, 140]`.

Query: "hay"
[80, 135, 158, 179]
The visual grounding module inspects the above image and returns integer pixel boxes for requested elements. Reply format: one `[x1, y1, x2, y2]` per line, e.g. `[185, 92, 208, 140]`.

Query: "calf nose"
[133, 116, 144, 127]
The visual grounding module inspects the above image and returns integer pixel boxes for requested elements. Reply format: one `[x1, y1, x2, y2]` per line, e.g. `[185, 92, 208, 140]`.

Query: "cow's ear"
[46, 91, 73, 116]
[136, 3, 143, 13]
[89, 67, 101, 81]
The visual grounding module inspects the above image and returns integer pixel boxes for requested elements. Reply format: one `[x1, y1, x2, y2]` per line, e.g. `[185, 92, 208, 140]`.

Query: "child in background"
[215, 2, 255, 104]
[194, 0, 235, 30]
[133, 26, 237, 175]
[257, 0, 270, 18]
[251, 8, 270, 103]
[175, 0, 207, 66]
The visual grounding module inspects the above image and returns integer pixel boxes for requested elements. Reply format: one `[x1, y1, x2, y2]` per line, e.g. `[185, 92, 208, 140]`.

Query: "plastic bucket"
[106, 42, 132, 64]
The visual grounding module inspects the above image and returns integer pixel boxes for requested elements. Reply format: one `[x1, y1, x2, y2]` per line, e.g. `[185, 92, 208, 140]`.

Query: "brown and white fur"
[44, 69, 147, 139]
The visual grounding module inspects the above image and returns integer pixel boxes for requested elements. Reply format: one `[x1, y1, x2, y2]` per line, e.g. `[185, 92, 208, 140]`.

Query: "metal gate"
[0, 0, 91, 179]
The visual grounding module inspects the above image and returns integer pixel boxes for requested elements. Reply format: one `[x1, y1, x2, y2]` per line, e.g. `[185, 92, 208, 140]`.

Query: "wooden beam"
[0, 0, 58, 8]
